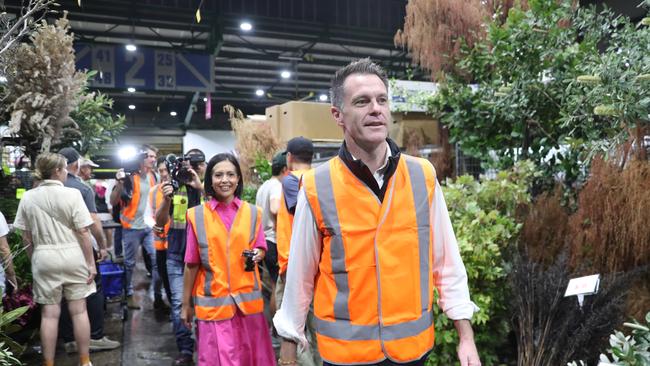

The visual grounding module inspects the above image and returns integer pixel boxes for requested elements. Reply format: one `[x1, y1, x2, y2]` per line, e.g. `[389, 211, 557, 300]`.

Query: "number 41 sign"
[74, 43, 215, 93]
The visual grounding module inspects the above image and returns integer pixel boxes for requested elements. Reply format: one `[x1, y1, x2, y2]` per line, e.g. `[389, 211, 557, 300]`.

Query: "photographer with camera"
[109, 144, 163, 310]
[181, 153, 275, 365]
[152, 148, 205, 366]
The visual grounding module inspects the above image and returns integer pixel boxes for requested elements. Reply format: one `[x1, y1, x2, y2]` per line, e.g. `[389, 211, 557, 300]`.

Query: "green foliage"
[424, 1, 649, 190]
[57, 72, 126, 155]
[427, 161, 537, 365]
[0, 306, 28, 366]
[6, 230, 30, 284]
[252, 155, 272, 183]
[241, 186, 258, 205]
[569, 311, 650, 366]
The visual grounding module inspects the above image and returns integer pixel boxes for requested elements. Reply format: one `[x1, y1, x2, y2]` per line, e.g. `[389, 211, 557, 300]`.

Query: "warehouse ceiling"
[4, 0, 424, 130]
[3, 0, 645, 133]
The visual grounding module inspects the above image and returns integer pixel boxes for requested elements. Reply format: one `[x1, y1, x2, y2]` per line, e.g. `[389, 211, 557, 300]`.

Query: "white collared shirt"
[273, 156, 479, 347]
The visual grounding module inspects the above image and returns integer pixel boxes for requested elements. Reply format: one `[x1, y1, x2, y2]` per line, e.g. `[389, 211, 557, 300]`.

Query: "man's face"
[158, 163, 170, 182]
[195, 161, 207, 180]
[331, 74, 390, 149]
[142, 149, 157, 170]
[79, 165, 92, 180]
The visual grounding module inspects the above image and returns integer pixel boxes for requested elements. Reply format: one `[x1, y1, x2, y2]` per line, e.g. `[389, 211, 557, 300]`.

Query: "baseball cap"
[58, 147, 80, 165]
[272, 152, 287, 170]
[286, 136, 314, 155]
[80, 157, 99, 167]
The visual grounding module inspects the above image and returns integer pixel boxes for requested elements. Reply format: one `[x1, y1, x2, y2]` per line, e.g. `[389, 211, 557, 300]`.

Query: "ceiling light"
[125, 44, 137, 52]
[281, 70, 291, 79]
[170, 111, 177, 116]
[319, 94, 328, 101]
[128, 104, 136, 110]
[127, 87, 136, 93]
[203, 97, 208, 102]
[255, 89, 264, 96]
[240, 22, 252, 31]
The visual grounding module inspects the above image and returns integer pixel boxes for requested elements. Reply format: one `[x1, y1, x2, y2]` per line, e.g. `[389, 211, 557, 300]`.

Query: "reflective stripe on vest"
[276, 170, 307, 275]
[304, 155, 435, 364]
[190, 201, 262, 321]
[120, 173, 155, 229]
[171, 185, 188, 228]
[150, 184, 170, 250]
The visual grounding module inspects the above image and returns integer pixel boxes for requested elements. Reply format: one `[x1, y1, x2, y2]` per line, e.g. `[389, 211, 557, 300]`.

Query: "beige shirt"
[13, 180, 94, 247]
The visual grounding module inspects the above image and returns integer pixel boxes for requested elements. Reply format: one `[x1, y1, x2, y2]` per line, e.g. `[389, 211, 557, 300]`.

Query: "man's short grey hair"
[330, 58, 389, 110]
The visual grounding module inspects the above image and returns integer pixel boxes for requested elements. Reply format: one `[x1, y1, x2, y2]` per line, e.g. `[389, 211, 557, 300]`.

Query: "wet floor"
[22, 250, 180, 366]
[21, 251, 281, 365]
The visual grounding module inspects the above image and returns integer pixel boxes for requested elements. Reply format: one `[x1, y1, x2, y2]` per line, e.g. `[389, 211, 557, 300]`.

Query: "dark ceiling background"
[6, 0, 423, 131]
[3, 0, 646, 135]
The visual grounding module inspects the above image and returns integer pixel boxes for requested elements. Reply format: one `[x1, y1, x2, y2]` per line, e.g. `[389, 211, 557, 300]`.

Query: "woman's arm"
[181, 263, 199, 329]
[75, 226, 97, 284]
[0, 235, 17, 289]
[21, 230, 33, 260]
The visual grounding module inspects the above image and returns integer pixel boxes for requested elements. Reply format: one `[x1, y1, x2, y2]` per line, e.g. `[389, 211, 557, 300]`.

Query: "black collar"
[337, 138, 401, 202]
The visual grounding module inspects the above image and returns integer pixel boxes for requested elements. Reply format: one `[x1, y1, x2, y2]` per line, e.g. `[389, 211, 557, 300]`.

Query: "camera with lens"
[120, 151, 148, 175]
[165, 153, 205, 193]
[242, 249, 256, 272]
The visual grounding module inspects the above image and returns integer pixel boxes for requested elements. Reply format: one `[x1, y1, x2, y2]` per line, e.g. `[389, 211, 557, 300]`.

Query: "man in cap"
[275, 136, 321, 366]
[79, 157, 99, 182]
[57, 147, 120, 353]
[255, 151, 288, 318]
[153, 148, 207, 365]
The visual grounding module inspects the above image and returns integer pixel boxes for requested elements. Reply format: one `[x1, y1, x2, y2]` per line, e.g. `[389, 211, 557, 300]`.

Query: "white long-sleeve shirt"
[273, 179, 479, 347]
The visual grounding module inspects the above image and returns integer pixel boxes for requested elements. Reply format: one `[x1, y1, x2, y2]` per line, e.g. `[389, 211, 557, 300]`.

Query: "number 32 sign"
[74, 43, 215, 93]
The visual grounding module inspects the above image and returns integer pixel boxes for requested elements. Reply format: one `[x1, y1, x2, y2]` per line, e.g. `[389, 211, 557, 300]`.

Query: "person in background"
[275, 137, 320, 366]
[181, 153, 275, 366]
[255, 152, 288, 320]
[79, 157, 99, 183]
[0, 210, 17, 299]
[110, 145, 162, 310]
[13, 152, 96, 366]
[94, 181, 114, 251]
[275, 59, 481, 366]
[148, 157, 174, 313]
[57, 147, 120, 353]
[155, 149, 206, 366]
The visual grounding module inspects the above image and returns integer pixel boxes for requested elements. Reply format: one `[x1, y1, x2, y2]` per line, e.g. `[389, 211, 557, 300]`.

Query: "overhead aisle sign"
[74, 42, 215, 92]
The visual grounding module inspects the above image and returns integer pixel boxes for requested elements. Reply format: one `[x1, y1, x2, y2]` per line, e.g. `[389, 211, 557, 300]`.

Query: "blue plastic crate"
[98, 261, 124, 298]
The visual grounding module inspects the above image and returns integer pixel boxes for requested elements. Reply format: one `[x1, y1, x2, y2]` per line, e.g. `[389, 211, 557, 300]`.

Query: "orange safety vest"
[276, 169, 308, 275]
[149, 184, 170, 251]
[120, 172, 156, 229]
[302, 155, 436, 365]
[186, 201, 264, 321]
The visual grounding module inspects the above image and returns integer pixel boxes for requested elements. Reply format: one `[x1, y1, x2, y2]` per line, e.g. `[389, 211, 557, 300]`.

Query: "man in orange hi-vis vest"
[274, 59, 481, 366]
[110, 144, 162, 311]
[274, 137, 321, 366]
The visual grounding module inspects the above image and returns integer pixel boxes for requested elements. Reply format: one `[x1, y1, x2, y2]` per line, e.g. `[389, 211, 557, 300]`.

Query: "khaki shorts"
[32, 243, 96, 304]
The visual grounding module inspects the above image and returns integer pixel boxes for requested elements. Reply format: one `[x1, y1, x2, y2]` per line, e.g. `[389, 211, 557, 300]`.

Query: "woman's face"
[54, 165, 68, 183]
[211, 160, 239, 202]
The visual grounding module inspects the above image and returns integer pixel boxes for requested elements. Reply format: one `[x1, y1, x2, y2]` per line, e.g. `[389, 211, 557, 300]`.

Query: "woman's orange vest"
[186, 200, 264, 321]
[120, 172, 155, 229]
[276, 170, 307, 275]
[149, 184, 170, 251]
[301, 155, 436, 365]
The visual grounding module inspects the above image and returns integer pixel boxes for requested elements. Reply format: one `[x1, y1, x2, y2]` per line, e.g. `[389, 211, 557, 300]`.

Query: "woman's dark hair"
[204, 153, 244, 199]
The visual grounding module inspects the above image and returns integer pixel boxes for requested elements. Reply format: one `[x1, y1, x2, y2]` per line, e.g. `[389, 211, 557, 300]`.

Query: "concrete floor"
[21, 250, 282, 366]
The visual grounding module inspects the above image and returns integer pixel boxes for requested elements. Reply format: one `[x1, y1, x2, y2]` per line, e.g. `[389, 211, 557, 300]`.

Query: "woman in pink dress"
[181, 153, 276, 366]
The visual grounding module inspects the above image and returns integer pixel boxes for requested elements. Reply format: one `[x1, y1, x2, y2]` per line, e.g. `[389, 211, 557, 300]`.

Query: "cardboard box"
[275, 101, 342, 142]
[389, 112, 440, 147]
[265, 105, 282, 140]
